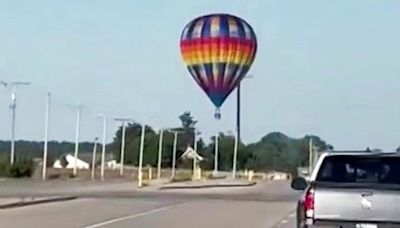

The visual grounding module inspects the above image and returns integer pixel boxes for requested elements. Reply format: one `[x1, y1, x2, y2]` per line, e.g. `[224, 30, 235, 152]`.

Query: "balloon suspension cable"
[214, 108, 221, 120]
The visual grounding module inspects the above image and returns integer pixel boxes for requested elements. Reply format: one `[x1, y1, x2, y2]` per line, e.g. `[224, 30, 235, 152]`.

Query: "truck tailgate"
[314, 187, 400, 223]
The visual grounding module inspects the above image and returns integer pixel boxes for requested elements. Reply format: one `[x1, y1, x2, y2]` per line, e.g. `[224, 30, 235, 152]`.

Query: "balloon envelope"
[180, 14, 257, 118]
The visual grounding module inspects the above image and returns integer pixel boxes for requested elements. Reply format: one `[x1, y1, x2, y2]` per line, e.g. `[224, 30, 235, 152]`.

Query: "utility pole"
[157, 129, 164, 179]
[234, 75, 252, 179]
[232, 132, 239, 179]
[236, 83, 241, 144]
[42, 93, 51, 180]
[233, 83, 241, 180]
[114, 118, 132, 176]
[73, 106, 82, 176]
[235, 75, 253, 154]
[1, 81, 31, 164]
[91, 137, 98, 180]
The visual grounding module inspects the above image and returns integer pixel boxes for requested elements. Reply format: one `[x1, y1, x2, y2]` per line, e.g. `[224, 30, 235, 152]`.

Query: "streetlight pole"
[96, 114, 107, 181]
[309, 137, 313, 175]
[91, 137, 98, 180]
[157, 129, 164, 179]
[171, 131, 178, 179]
[114, 118, 133, 176]
[73, 106, 82, 176]
[1, 81, 31, 164]
[193, 131, 200, 180]
[193, 131, 198, 152]
[138, 123, 146, 187]
[213, 131, 219, 176]
[42, 92, 51, 180]
[312, 145, 319, 167]
[120, 122, 126, 176]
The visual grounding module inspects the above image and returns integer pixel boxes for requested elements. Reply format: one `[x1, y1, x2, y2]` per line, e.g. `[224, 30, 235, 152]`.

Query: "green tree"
[112, 123, 156, 166]
[242, 132, 333, 176]
[203, 132, 248, 171]
[179, 111, 197, 131]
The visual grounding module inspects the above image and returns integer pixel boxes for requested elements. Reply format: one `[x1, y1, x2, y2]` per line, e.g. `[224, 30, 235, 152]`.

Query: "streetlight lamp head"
[11, 82, 31, 86]
[114, 118, 134, 122]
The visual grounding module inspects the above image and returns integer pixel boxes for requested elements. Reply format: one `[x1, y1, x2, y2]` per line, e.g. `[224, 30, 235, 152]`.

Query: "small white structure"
[266, 171, 290, 180]
[180, 147, 204, 180]
[180, 147, 204, 161]
[106, 160, 120, 170]
[53, 160, 63, 169]
[52, 154, 90, 170]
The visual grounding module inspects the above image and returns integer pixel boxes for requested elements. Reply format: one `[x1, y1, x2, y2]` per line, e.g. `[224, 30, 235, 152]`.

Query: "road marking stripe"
[270, 209, 296, 228]
[82, 205, 175, 228]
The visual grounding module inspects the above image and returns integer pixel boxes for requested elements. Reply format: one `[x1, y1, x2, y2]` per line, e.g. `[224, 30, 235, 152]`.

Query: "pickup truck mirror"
[291, 177, 308, 191]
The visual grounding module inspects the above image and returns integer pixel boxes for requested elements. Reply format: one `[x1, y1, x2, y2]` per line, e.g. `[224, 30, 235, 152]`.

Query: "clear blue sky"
[0, 0, 399, 150]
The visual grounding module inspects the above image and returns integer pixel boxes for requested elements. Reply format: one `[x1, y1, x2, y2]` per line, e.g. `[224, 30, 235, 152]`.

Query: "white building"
[52, 154, 90, 170]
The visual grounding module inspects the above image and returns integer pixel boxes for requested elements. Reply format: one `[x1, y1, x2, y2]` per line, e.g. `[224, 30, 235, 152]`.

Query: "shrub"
[0, 159, 10, 177]
[8, 159, 35, 178]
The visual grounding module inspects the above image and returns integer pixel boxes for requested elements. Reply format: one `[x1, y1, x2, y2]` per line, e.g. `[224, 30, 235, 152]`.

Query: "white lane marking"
[82, 205, 175, 228]
[270, 210, 296, 228]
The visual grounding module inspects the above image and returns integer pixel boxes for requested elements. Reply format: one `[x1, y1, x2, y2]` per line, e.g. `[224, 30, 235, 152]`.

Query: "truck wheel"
[297, 216, 307, 228]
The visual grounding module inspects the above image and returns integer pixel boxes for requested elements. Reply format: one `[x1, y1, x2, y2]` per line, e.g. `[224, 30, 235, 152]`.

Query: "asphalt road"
[0, 180, 300, 228]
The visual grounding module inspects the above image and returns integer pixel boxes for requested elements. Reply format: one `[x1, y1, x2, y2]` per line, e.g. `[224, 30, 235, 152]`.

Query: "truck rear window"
[316, 155, 400, 184]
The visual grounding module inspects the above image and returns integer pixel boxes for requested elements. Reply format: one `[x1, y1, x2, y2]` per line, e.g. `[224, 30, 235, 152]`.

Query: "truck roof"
[322, 151, 399, 156]
[309, 151, 400, 181]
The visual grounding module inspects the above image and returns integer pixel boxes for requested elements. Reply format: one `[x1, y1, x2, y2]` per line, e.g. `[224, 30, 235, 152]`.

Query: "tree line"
[0, 112, 334, 176]
[110, 112, 334, 175]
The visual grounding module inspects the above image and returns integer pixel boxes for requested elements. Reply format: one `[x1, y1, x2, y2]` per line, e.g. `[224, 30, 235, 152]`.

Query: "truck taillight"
[304, 188, 315, 218]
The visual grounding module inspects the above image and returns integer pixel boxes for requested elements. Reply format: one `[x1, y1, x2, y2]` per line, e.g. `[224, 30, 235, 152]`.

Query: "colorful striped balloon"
[180, 14, 257, 119]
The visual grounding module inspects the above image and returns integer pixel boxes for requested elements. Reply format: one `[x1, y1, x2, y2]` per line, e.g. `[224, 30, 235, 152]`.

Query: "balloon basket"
[214, 109, 221, 120]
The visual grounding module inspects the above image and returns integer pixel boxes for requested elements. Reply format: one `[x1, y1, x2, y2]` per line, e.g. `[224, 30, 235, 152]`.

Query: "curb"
[0, 196, 77, 209]
[159, 181, 257, 190]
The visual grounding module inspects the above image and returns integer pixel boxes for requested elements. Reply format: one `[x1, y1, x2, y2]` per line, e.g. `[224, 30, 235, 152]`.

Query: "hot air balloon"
[180, 13, 257, 119]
